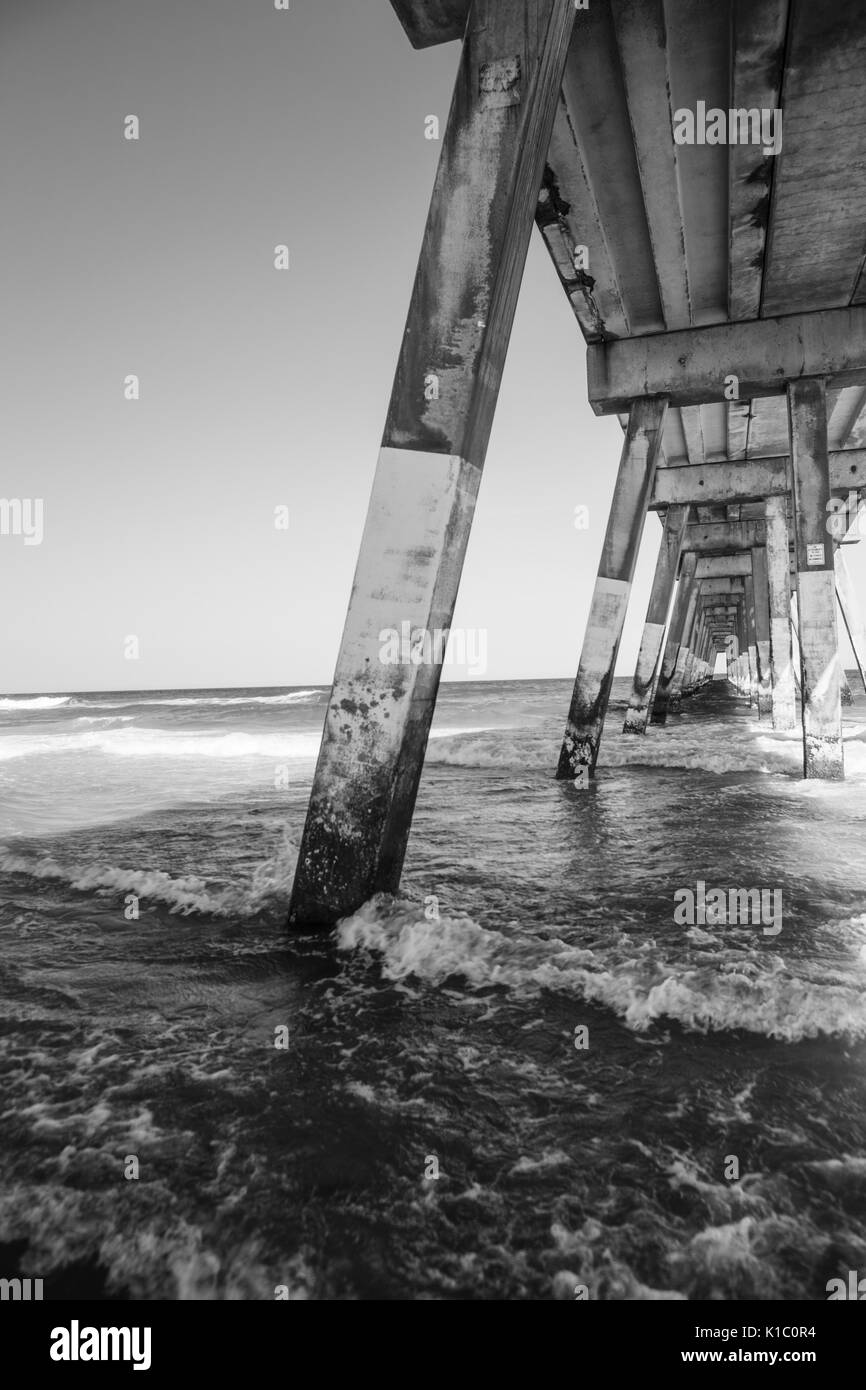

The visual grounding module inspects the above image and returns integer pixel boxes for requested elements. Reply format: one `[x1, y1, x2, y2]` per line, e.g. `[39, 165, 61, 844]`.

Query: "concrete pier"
[556, 397, 667, 779]
[651, 552, 697, 725]
[290, 1, 866, 924]
[788, 379, 844, 779]
[765, 496, 796, 730]
[289, 0, 576, 925]
[751, 547, 773, 717]
[652, 552, 697, 724]
[623, 505, 689, 734]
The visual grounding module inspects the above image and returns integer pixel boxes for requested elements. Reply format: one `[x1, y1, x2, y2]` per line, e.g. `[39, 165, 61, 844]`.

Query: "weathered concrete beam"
[680, 407, 707, 465]
[535, 109, 630, 341]
[697, 590, 742, 610]
[609, 0, 691, 331]
[695, 554, 753, 579]
[653, 459, 786, 507]
[697, 594, 742, 609]
[699, 576, 745, 595]
[651, 451, 866, 508]
[533, 9, 639, 342]
[682, 520, 766, 554]
[557, 396, 668, 777]
[762, 0, 866, 317]
[290, 0, 577, 926]
[697, 605, 741, 626]
[727, 0, 787, 322]
[389, 0, 468, 49]
[623, 503, 689, 734]
[587, 306, 866, 415]
[727, 399, 751, 461]
[788, 378, 844, 779]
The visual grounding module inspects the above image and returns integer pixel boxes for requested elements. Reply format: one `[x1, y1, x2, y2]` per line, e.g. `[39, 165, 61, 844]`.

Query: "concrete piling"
[624, 505, 690, 734]
[289, 0, 577, 925]
[788, 378, 844, 779]
[556, 397, 668, 778]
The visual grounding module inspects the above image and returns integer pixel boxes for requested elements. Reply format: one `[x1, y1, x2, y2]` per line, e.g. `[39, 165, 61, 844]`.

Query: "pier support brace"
[835, 547, 866, 695]
[623, 504, 689, 734]
[790, 591, 803, 699]
[556, 396, 668, 778]
[289, 0, 577, 925]
[788, 378, 844, 778]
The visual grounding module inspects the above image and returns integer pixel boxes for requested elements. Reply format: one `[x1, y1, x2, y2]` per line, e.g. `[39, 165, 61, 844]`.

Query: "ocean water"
[2, 677, 866, 1300]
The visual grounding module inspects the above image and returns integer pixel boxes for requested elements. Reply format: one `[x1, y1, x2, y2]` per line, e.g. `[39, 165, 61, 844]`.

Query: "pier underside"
[290, 0, 866, 925]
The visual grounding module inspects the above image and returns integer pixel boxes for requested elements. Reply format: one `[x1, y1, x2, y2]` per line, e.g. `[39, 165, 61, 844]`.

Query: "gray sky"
[1, 0, 862, 692]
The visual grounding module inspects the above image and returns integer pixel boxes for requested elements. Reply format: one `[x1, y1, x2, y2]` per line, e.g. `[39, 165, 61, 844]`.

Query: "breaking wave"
[425, 718, 866, 779]
[75, 690, 323, 709]
[0, 727, 321, 762]
[0, 834, 299, 919]
[0, 695, 71, 710]
[0, 690, 323, 712]
[336, 897, 866, 1042]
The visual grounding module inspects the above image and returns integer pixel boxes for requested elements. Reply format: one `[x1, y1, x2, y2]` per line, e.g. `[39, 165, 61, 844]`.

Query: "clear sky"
[1, 0, 862, 692]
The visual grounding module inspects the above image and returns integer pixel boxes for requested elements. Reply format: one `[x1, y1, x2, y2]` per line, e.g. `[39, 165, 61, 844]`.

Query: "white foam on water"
[0, 831, 299, 918]
[337, 896, 866, 1042]
[0, 695, 71, 710]
[0, 727, 322, 762]
[424, 710, 866, 783]
[425, 729, 549, 769]
[424, 717, 793, 775]
[75, 690, 322, 709]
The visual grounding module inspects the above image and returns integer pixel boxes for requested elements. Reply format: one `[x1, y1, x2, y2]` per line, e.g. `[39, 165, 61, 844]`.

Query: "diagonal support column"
[788, 377, 844, 778]
[687, 614, 708, 693]
[765, 494, 796, 729]
[556, 397, 668, 778]
[835, 547, 866, 695]
[667, 578, 702, 712]
[289, 0, 577, 925]
[790, 591, 803, 698]
[623, 504, 690, 734]
[652, 551, 697, 724]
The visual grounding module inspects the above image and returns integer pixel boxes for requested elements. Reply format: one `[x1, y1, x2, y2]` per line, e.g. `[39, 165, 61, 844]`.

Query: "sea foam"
[336, 895, 866, 1042]
[0, 833, 299, 918]
[0, 695, 71, 710]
